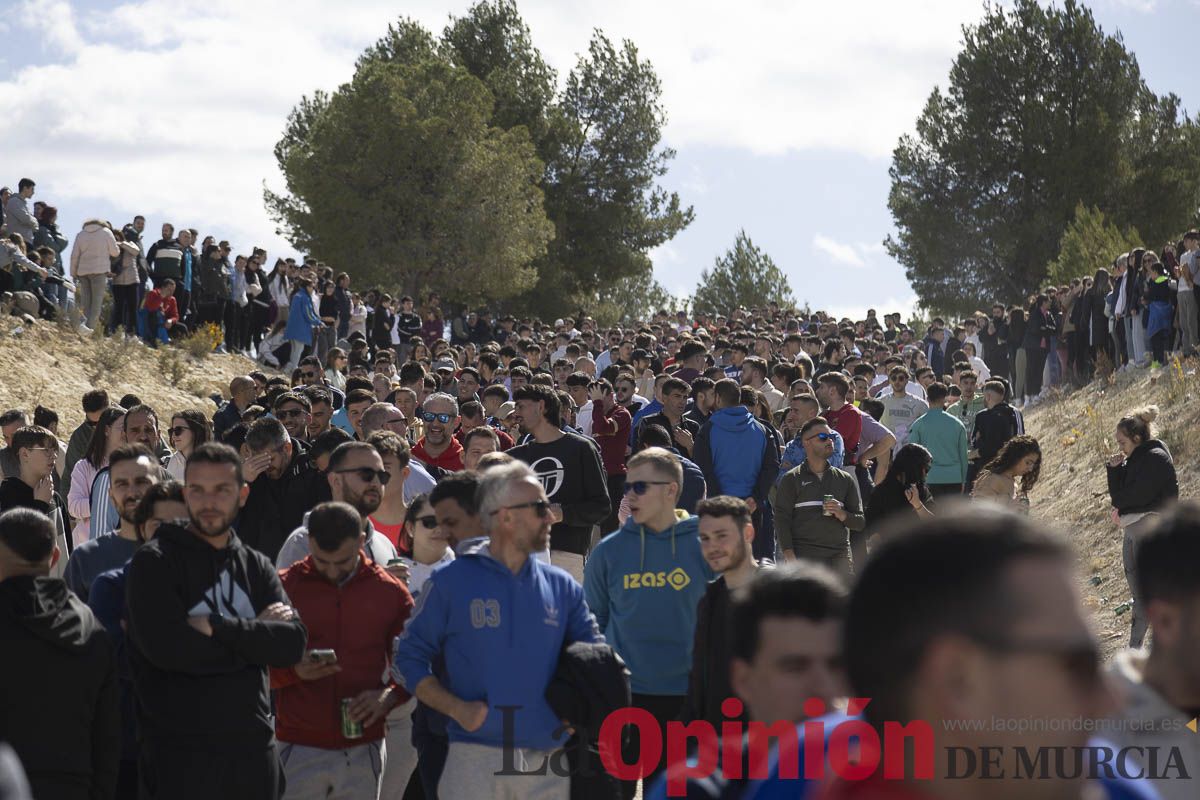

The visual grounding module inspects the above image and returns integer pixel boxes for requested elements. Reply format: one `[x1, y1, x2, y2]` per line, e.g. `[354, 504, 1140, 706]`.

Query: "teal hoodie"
[584, 510, 714, 695]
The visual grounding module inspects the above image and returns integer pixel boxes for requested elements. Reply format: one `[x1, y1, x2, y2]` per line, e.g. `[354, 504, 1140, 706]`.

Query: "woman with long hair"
[67, 406, 125, 547]
[245, 254, 267, 353]
[866, 443, 934, 534]
[1107, 406, 1177, 647]
[972, 434, 1041, 511]
[324, 347, 348, 392]
[164, 410, 212, 481]
[1081, 267, 1112, 379]
[266, 258, 291, 325]
[283, 278, 322, 373]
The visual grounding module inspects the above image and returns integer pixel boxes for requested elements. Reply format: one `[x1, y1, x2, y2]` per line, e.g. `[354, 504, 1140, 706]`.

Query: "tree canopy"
[1046, 203, 1141, 286]
[692, 230, 795, 313]
[267, 0, 691, 314]
[887, 0, 1200, 315]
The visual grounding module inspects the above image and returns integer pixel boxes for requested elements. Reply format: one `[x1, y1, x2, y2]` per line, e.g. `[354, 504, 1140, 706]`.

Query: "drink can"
[823, 494, 835, 516]
[341, 698, 363, 739]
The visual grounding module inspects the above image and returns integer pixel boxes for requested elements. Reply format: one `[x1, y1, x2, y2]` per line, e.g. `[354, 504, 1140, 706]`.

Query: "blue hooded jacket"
[584, 511, 713, 695]
[393, 544, 601, 750]
[699, 406, 768, 498]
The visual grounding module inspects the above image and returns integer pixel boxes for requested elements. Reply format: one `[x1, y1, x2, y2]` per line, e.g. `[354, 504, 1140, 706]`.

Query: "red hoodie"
[271, 554, 413, 748]
[590, 400, 632, 475]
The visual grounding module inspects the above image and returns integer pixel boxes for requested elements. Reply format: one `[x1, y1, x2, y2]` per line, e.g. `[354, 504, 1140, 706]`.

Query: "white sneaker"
[77, 324, 94, 336]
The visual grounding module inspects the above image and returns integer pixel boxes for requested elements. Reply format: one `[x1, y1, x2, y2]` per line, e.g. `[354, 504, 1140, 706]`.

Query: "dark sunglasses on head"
[623, 480, 672, 495]
[333, 467, 391, 485]
[420, 411, 453, 424]
[168, 426, 189, 437]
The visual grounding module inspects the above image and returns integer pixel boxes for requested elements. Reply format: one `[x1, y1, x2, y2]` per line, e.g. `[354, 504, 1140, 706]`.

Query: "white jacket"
[69, 220, 119, 278]
[1104, 649, 1200, 799]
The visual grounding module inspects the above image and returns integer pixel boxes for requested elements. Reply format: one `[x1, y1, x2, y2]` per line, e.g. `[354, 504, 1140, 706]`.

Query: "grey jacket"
[4, 195, 38, 242]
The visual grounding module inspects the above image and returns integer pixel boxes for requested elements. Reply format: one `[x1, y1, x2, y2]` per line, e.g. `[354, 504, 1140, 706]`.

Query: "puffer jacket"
[68, 220, 119, 278]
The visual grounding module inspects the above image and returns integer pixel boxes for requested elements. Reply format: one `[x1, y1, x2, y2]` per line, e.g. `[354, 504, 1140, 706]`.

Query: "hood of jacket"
[0, 574, 99, 652]
[81, 219, 106, 231]
[1133, 438, 1172, 462]
[709, 405, 755, 434]
[614, 509, 698, 572]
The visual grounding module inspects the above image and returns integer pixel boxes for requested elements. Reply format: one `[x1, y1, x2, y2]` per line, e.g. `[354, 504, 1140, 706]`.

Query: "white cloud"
[811, 234, 891, 268]
[0, 0, 977, 260]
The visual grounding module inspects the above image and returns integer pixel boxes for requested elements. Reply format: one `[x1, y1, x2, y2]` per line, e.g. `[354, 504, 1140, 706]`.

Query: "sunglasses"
[300, 371, 317, 379]
[420, 411, 454, 424]
[414, 515, 437, 529]
[805, 432, 834, 442]
[168, 426, 190, 437]
[276, 408, 307, 419]
[493, 499, 552, 517]
[623, 480, 672, 495]
[333, 467, 391, 485]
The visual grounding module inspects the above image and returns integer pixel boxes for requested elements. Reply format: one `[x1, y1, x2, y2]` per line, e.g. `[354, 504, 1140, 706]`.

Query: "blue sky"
[2, 0, 1196, 320]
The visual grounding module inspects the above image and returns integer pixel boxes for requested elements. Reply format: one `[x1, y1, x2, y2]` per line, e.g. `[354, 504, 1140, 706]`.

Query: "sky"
[1, 0, 1197, 321]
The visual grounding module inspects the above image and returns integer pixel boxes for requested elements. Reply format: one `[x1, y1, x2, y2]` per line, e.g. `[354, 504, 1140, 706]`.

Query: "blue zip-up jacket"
[394, 544, 602, 750]
[285, 291, 322, 346]
[778, 429, 844, 483]
[584, 510, 713, 695]
[694, 406, 769, 499]
[629, 398, 663, 446]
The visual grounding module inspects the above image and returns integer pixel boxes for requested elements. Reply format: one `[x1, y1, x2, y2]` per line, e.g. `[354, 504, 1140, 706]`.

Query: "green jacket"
[775, 460, 864, 557]
[908, 407, 968, 486]
[947, 394, 986, 440]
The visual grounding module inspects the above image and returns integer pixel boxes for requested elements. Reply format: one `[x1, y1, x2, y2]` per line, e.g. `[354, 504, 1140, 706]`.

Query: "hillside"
[0, 315, 259, 431]
[0, 315, 1195, 659]
[1023, 357, 1199, 658]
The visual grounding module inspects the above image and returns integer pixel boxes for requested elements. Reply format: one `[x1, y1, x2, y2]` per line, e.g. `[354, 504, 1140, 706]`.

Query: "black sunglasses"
[493, 499, 552, 517]
[420, 411, 453, 424]
[333, 467, 391, 485]
[168, 426, 190, 437]
[623, 480, 672, 495]
[414, 515, 437, 529]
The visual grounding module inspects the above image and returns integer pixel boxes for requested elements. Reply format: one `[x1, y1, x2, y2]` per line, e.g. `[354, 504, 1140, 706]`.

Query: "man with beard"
[679, 496, 760, 728]
[125, 443, 308, 800]
[271, 392, 312, 445]
[395, 460, 602, 799]
[236, 418, 329, 563]
[302, 385, 334, 440]
[275, 442, 400, 570]
[65, 445, 159, 601]
[272, 502, 413, 799]
[411, 393, 465, 473]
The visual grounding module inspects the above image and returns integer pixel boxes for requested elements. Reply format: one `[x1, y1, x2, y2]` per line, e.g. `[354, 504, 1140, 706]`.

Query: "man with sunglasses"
[296, 355, 345, 409]
[749, 506, 1141, 800]
[879, 366, 928, 449]
[236, 418, 330, 563]
[395, 460, 602, 800]
[411, 393, 465, 473]
[276, 442, 399, 569]
[775, 417, 864, 576]
[585, 447, 712, 799]
[272, 392, 312, 444]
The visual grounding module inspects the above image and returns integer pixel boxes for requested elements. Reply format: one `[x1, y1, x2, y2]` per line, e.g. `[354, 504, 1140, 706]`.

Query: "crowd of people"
[0, 184, 1196, 800]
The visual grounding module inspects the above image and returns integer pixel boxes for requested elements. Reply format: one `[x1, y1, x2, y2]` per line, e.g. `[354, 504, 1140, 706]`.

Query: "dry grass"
[1024, 355, 1200, 659]
[0, 315, 260, 431]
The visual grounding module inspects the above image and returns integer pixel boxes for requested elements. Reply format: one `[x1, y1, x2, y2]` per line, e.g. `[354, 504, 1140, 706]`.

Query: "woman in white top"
[164, 410, 212, 481]
[67, 406, 125, 547]
[378, 494, 453, 800]
[323, 348, 348, 392]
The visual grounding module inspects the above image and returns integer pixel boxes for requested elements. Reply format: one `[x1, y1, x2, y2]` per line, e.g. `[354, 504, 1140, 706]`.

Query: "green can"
[823, 494, 835, 516]
[341, 698, 363, 739]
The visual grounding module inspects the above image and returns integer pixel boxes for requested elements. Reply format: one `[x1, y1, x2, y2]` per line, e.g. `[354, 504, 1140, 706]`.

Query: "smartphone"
[306, 649, 337, 665]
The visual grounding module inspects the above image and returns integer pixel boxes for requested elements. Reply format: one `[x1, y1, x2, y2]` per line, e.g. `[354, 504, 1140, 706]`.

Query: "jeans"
[1129, 313, 1148, 364]
[76, 273, 108, 329]
[1178, 291, 1198, 354]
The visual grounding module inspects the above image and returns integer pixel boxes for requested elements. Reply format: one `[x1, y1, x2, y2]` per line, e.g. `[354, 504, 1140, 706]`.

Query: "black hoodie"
[970, 402, 1021, 465]
[0, 575, 119, 800]
[236, 441, 330, 563]
[125, 523, 307, 752]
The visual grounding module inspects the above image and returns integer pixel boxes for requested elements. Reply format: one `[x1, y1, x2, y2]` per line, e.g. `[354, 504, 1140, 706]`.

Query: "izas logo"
[622, 567, 692, 591]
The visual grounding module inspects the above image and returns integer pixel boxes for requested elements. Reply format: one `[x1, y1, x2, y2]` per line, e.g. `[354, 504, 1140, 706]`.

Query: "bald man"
[213, 376, 257, 441]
